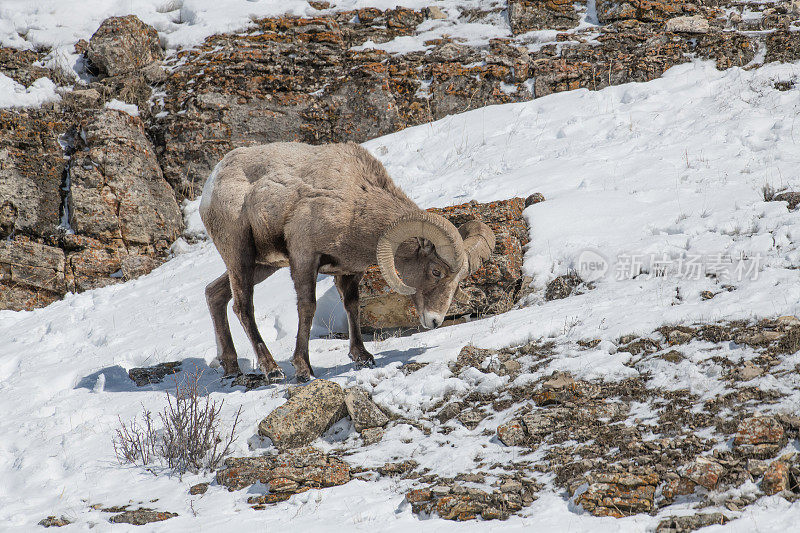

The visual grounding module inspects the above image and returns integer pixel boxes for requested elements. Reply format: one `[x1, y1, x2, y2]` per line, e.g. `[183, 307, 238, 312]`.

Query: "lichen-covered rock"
[406, 482, 532, 520]
[344, 387, 389, 432]
[70, 109, 182, 252]
[217, 448, 350, 508]
[774, 191, 800, 210]
[0, 47, 51, 86]
[508, 0, 580, 33]
[656, 513, 728, 532]
[108, 509, 177, 525]
[38, 516, 72, 528]
[258, 379, 346, 449]
[761, 459, 791, 495]
[576, 471, 658, 517]
[765, 30, 800, 64]
[0, 109, 66, 241]
[0, 240, 66, 311]
[682, 457, 725, 489]
[358, 198, 529, 330]
[497, 419, 526, 446]
[87, 16, 164, 77]
[596, 0, 685, 23]
[127, 361, 182, 386]
[734, 416, 786, 457]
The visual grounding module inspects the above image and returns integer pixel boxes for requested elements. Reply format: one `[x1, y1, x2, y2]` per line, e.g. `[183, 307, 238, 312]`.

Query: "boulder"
[344, 387, 389, 432]
[358, 198, 529, 330]
[258, 379, 346, 449]
[87, 16, 164, 77]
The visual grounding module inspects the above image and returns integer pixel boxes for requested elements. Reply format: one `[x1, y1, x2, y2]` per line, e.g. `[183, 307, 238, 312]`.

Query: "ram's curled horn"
[376, 211, 466, 295]
[458, 220, 496, 274]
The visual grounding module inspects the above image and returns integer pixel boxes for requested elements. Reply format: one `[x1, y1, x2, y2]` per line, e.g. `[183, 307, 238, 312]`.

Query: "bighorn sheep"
[200, 142, 495, 381]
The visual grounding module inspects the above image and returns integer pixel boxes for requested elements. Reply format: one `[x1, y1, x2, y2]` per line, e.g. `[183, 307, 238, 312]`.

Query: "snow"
[0, 73, 60, 108]
[1, 16, 800, 528]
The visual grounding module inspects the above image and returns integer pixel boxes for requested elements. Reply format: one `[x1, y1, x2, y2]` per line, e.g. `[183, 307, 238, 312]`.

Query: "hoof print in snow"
[575, 471, 658, 517]
[656, 513, 728, 532]
[107, 509, 177, 525]
[38, 516, 71, 528]
[127, 361, 181, 386]
[216, 447, 350, 508]
[258, 379, 346, 449]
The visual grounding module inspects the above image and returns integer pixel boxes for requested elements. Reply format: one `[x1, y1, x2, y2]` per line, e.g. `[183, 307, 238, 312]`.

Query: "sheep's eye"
[432, 268, 442, 278]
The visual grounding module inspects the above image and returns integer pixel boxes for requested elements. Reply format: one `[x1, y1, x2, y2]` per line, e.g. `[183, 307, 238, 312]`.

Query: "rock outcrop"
[0, 106, 182, 310]
[217, 447, 350, 508]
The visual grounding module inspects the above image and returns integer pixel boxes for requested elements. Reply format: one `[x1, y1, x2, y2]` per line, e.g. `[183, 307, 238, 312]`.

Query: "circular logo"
[576, 249, 609, 282]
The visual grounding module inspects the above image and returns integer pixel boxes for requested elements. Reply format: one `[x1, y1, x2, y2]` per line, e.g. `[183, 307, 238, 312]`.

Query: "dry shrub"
[113, 368, 241, 474]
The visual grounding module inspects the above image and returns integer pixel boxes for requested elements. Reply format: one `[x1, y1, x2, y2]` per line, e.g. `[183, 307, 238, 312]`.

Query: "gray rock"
[666, 15, 710, 34]
[344, 387, 389, 432]
[258, 379, 346, 449]
[87, 16, 164, 77]
[458, 409, 486, 430]
[63, 88, 102, 109]
[361, 427, 384, 445]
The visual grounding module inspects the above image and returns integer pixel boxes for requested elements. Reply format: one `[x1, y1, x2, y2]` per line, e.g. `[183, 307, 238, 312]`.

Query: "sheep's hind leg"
[205, 272, 240, 377]
[229, 258, 284, 382]
[290, 256, 320, 382]
[334, 274, 375, 369]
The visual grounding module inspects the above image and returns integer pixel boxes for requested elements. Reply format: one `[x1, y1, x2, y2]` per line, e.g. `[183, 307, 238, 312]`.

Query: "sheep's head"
[376, 212, 495, 329]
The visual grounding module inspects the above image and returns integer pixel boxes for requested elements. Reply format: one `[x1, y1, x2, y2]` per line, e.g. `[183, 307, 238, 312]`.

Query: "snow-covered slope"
[2, 60, 800, 531]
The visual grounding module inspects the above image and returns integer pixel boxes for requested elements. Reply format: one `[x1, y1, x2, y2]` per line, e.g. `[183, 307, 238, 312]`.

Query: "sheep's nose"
[431, 317, 441, 328]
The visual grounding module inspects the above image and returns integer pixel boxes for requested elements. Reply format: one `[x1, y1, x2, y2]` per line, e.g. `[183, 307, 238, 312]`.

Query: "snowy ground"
[1, 59, 800, 530]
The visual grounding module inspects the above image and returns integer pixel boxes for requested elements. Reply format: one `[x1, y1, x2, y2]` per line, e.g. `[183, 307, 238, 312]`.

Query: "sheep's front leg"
[334, 274, 375, 368]
[290, 256, 320, 382]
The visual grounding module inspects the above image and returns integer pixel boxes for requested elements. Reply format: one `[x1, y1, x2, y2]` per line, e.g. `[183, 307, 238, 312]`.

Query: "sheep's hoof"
[295, 372, 311, 383]
[222, 371, 243, 380]
[266, 368, 285, 383]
